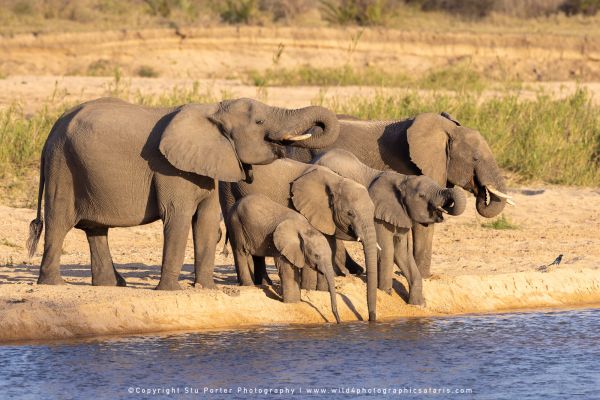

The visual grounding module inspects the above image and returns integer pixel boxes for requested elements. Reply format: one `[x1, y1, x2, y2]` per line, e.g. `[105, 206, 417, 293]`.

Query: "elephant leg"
[156, 214, 191, 291]
[37, 218, 71, 285]
[316, 271, 329, 291]
[301, 267, 317, 290]
[252, 256, 272, 286]
[395, 233, 424, 306]
[328, 236, 349, 276]
[85, 227, 126, 287]
[233, 248, 254, 286]
[192, 192, 220, 289]
[333, 239, 364, 275]
[412, 223, 434, 278]
[276, 256, 300, 303]
[375, 222, 394, 294]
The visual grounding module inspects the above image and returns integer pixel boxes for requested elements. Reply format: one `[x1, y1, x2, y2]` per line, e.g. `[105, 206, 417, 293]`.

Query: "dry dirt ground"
[0, 27, 599, 342]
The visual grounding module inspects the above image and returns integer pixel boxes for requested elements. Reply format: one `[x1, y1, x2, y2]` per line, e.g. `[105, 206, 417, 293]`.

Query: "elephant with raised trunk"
[313, 149, 466, 305]
[227, 194, 341, 323]
[27, 97, 340, 290]
[220, 159, 378, 322]
[287, 112, 514, 277]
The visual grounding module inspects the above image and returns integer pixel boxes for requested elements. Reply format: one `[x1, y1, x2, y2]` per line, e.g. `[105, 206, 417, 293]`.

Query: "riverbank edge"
[1, 267, 599, 343]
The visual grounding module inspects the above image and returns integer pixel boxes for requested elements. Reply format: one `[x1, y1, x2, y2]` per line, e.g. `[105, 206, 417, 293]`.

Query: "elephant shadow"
[392, 271, 410, 303]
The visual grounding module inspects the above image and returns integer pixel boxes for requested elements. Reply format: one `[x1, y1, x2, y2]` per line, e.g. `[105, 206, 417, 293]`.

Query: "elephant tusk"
[506, 198, 516, 206]
[487, 186, 513, 200]
[377, 243, 382, 251]
[356, 236, 361, 242]
[436, 206, 449, 214]
[485, 187, 491, 206]
[283, 133, 312, 141]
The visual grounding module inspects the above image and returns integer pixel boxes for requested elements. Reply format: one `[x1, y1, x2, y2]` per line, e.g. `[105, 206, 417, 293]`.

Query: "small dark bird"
[537, 254, 563, 272]
[548, 254, 563, 267]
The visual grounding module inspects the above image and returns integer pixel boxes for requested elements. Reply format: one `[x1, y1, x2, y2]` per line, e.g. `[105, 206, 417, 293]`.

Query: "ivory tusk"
[356, 236, 361, 242]
[436, 206, 449, 214]
[377, 243, 382, 251]
[506, 198, 516, 206]
[487, 186, 513, 200]
[485, 187, 491, 206]
[283, 133, 312, 141]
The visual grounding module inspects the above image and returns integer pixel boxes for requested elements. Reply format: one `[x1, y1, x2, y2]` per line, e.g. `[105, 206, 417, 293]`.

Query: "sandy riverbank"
[1, 186, 599, 342]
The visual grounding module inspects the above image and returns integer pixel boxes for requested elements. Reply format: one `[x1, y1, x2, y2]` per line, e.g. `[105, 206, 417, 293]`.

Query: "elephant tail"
[26, 154, 45, 258]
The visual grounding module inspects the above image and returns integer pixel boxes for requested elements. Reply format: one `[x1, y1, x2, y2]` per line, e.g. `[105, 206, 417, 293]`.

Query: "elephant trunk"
[355, 221, 377, 322]
[324, 268, 341, 324]
[441, 187, 467, 216]
[474, 162, 511, 218]
[269, 106, 340, 149]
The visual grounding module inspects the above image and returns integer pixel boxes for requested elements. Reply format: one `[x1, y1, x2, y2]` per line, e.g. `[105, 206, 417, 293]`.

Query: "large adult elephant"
[27, 97, 339, 290]
[287, 112, 514, 277]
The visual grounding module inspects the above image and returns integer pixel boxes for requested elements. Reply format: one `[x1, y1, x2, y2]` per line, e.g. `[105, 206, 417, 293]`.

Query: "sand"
[1, 186, 599, 343]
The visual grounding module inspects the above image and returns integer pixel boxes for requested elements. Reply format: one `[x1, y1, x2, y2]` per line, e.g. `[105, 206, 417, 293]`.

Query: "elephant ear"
[368, 173, 412, 229]
[158, 104, 245, 182]
[290, 168, 337, 235]
[406, 112, 454, 186]
[273, 219, 306, 268]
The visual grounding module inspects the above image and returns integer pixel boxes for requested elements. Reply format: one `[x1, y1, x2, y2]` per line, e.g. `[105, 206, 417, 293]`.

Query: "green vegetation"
[481, 214, 519, 230]
[325, 88, 600, 186]
[246, 64, 490, 91]
[137, 65, 160, 78]
[320, 0, 391, 26]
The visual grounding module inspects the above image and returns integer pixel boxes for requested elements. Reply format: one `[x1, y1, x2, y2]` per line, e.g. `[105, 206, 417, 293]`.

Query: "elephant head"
[368, 172, 467, 229]
[159, 98, 339, 182]
[273, 219, 341, 324]
[406, 113, 514, 218]
[291, 167, 378, 322]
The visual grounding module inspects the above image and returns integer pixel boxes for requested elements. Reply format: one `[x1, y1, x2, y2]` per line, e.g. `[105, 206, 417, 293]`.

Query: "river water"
[1, 308, 598, 399]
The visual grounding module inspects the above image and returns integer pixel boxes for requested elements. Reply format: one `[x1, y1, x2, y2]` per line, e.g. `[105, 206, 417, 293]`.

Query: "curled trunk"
[441, 187, 467, 216]
[269, 106, 340, 149]
[475, 162, 508, 218]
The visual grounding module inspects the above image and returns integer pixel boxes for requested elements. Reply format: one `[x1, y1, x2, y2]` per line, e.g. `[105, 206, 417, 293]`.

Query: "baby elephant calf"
[227, 194, 341, 323]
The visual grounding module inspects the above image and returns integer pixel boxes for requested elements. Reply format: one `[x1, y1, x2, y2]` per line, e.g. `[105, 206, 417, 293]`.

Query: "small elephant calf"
[227, 194, 341, 323]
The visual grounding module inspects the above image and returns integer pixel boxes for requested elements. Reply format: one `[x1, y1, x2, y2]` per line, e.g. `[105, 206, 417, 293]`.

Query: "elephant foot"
[194, 278, 216, 289]
[37, 272, 65, 285]
[408, 291, 425, 307]
[155, 279, 182, 291]
[378, 283, 393, 294]
[92, 273, 127, 287]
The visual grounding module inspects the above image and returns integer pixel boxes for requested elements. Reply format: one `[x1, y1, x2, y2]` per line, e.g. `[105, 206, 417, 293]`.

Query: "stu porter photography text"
[127, 386, 474, 396]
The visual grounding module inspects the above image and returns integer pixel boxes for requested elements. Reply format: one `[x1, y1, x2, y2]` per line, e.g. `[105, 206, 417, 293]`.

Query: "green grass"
[245, 64, 488, 91]
[325, 88, 600, 186]
[1, 77, 599, 208]
[481, 214, 519, 230]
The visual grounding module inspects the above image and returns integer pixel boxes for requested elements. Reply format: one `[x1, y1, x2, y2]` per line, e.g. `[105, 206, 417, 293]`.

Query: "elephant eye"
[255, 119, 264, 125]
[347, 210, 355, 217]
[314, 254, 320, 260]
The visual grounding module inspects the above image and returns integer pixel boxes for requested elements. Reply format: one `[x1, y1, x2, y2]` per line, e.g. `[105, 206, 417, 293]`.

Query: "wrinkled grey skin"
[220, 159, 378, 322]
[27, 97, 340, 290]
[313, 149, 466, 305]
[287, 112, 510, 277]
[227, 194, 340, 323]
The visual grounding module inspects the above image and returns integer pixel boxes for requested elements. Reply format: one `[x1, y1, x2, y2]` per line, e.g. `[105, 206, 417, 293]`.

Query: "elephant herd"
[27, 97, 514, 323]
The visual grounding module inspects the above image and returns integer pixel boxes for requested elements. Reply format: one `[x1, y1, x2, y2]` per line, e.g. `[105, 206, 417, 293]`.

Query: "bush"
[415, 0, 495, 18]
[137, 65, 160, 78]
[560, 0, 600, 15]
[320, 0, 391, 25]
[219, 0, 258, 24]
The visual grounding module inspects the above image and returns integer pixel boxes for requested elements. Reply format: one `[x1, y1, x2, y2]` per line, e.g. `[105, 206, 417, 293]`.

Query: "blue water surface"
[1, 308, 598, 400]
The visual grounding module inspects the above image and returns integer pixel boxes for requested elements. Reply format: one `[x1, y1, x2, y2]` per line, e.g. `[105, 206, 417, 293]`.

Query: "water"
[1, 308, 599, 400]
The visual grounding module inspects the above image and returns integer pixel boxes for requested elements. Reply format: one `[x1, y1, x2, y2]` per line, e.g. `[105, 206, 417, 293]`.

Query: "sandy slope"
[1, 186, 599, 342]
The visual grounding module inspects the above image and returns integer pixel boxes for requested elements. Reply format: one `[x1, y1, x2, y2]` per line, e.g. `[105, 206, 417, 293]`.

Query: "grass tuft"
[481, 214, 519, 230]
[136, 65, 160, 78]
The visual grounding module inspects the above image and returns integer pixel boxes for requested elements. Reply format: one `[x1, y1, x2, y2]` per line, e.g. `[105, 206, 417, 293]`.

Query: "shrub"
[320, 0, 391, 25]
[560, 0, 600, 15]
[219, 0, 258, 24]
[137, 65, 160, 78]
